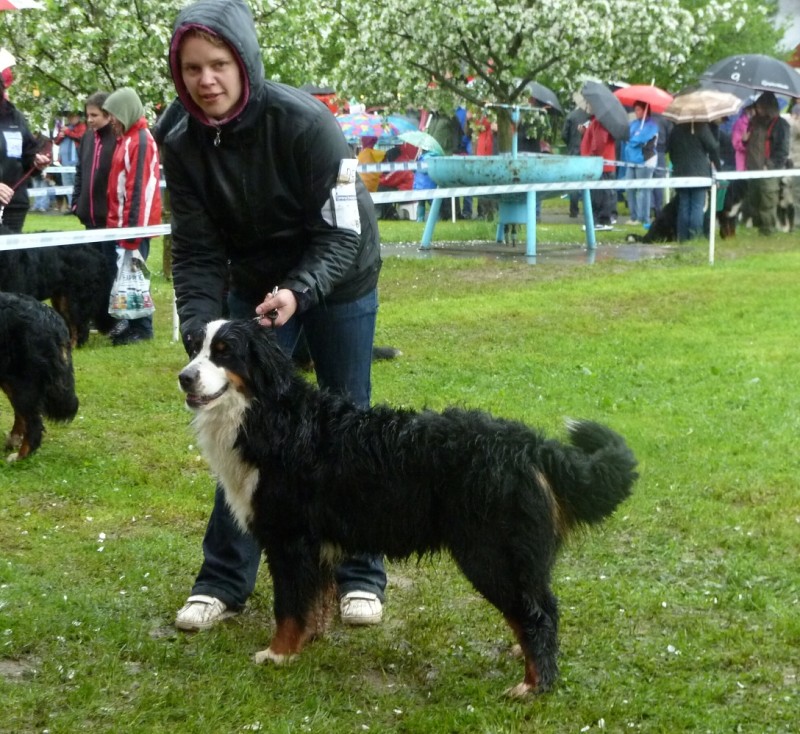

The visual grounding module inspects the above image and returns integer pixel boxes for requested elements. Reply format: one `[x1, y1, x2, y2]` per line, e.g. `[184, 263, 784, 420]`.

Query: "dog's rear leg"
[504, 590, 559, 698]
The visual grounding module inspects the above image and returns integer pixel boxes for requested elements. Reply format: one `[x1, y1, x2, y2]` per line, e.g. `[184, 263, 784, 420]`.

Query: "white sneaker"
[340, 591, 383, 626]
[175, 594, 237, 631]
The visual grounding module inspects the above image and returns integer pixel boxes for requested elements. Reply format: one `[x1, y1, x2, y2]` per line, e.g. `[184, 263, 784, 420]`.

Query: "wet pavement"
[381, 209, 680, 265]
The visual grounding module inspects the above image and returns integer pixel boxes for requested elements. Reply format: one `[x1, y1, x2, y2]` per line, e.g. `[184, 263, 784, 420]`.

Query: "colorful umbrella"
[701, 54, 800, 97]
[397, 130, 444, 156]
[662, 90, 742, 124]
[0, 0, 44, 9]
[385, 115, 418, 134]
[574, 81, 630, 141]
[613, 84, 674, 114]
[336, 112, 403, 141]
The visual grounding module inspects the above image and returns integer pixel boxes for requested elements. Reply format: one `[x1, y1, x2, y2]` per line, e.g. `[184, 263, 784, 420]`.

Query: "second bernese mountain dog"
[0, 292, 79, 461]
[178, 319, 638, 697]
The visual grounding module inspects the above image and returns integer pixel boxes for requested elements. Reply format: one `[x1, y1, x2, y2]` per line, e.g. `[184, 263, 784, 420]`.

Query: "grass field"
[1, 208, 798, 733]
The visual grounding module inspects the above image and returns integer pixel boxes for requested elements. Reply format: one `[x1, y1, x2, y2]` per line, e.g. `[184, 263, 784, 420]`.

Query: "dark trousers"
[189, 289, 387, 608]
[590, 172, 615, 225]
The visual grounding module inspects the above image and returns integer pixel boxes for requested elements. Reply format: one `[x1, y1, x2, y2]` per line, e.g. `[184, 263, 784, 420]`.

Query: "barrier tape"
[5, 168, 799, 253]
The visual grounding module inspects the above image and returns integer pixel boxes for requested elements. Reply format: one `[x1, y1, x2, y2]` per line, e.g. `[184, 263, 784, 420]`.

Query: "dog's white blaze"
[189, 321, 259, 534]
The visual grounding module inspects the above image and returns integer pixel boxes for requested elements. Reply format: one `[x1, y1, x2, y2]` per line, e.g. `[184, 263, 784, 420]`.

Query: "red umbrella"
[0, 0, 44, 9]
[613, 85, 674, 114]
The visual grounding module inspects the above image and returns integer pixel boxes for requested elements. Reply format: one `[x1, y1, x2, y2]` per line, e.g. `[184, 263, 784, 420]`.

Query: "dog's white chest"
[193, 393, 259, 533]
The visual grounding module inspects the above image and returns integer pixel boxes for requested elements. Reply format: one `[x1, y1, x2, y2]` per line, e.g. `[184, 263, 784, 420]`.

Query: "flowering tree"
[332, 0, 780, 149]
[0, 0, 328, 129]
[0, 0, 784, 145]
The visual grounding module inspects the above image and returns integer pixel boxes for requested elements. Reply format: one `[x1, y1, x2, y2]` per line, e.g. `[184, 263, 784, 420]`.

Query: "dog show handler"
[160, 0, 386, 631]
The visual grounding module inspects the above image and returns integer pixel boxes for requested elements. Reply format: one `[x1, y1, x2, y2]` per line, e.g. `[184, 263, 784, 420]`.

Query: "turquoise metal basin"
[426, 154, 603, 187]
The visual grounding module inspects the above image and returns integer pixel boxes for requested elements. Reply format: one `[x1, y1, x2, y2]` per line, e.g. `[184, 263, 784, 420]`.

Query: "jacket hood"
[103, 87, 145, 132]
[168, 0, 264, 127]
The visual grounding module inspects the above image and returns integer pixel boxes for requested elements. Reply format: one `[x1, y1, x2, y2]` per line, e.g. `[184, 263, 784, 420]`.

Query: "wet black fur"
[0, 243, 115, 346]
[187, 320, 638, 693]
[0, 292, 79, 459]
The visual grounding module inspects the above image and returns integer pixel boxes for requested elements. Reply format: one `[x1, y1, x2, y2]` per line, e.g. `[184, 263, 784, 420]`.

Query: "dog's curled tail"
[543, 420, 637, 532]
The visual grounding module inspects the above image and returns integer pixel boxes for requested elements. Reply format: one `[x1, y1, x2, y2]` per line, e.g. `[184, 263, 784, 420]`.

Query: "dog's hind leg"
[503, 589, 559, 698]
[452, 548, 559, 696]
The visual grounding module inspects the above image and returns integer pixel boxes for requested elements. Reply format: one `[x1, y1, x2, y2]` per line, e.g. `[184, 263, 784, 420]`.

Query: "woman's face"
[86, 105, 110, 131]
[180, 35, 242, 121]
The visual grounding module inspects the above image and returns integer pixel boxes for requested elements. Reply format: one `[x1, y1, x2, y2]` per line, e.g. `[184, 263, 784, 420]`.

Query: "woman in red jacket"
[103, 87, 162, 345]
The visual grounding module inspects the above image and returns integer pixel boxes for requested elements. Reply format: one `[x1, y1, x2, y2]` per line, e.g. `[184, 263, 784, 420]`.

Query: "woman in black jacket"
[163, 0, 386, 632]
[0, 66, 50, 233]
[667, 121, 721, 241]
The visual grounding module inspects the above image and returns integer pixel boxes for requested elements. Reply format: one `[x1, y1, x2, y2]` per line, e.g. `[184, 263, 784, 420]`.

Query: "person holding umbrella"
[666, 120, 720, 241]
[579, 114, 616, 230]
[743, 92, 789, 235]
[622, 101, 659, 227]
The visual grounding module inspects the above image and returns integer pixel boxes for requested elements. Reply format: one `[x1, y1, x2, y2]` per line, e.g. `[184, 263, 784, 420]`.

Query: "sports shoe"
[594, 223, 613, 231]
[625, 219, 641, 226]
[340, 591, 383, 626]
[175, 594, 238, 631]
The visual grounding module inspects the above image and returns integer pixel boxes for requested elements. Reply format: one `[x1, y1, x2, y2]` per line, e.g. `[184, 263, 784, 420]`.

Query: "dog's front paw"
[254, 647, 296, 665]
[505, 681, 538, 699]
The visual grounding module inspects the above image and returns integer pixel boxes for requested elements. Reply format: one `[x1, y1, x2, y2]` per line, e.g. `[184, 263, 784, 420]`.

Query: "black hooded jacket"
[161, 0, 381, 344]
[0, 98, 40, 211]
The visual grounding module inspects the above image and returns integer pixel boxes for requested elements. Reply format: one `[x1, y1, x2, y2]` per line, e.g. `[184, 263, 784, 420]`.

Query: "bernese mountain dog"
[0, 243, 115, 347]
[0, 292, 79, 461]
[178, 319, 638, 697]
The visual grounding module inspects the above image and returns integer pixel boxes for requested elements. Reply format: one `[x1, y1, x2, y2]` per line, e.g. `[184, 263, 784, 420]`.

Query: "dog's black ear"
[246, 322, 296, 399]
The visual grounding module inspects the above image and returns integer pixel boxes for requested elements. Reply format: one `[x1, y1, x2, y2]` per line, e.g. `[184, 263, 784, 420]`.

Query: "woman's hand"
[0, 183, 13, 205]
[254, 288, 297, 328]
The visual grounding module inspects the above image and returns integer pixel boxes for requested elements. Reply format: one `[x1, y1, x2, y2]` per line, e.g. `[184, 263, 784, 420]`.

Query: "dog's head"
[178, 319, 295, 410]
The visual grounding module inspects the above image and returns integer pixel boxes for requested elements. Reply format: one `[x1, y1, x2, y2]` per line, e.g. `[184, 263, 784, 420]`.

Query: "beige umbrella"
[662, 89, 743, 124]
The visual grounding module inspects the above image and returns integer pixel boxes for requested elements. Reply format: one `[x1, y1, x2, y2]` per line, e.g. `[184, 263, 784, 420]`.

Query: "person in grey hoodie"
[162, 0, 386, 632]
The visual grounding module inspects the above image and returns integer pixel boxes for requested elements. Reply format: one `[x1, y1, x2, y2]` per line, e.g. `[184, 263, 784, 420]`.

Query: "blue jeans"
[626, 164, 655, 223]
[677, 188, 706, 242]
[190, 289, 387, 608]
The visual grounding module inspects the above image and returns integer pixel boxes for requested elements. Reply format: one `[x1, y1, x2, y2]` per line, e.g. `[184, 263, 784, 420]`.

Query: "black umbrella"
[680, 78, 754, 101]
[527, 81, 563, 113]
[701, 54, 800, 97]
[573, 81, 630, 141]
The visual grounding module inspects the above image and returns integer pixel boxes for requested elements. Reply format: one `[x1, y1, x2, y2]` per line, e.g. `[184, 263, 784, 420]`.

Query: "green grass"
[1, 209, 798, 733]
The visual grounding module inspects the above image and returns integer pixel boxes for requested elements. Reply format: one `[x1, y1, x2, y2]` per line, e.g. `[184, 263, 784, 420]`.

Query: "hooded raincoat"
[161, 0, 381, 343]
[104, 87, 162, 249]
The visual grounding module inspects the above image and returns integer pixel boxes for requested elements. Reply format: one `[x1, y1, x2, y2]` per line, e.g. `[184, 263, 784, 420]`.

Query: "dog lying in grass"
[179, 319, 638, 697]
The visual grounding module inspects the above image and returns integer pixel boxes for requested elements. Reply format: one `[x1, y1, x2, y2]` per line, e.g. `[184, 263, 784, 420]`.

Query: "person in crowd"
[356, 135, 385, 193]
[160, 0, 385, 632]
[579, 114, 616, 230]
[743, 92, 790, 236]
[54, 110, 86, 210]
[561, 106, 589, 218]
[728, 102, 756, 220]
[473, 111, 497, 220]
[666, 121, 720, 241]
[376, 142, 416, 219]
[623, 101, 659, 227]
[650, 112, 672, 218]
[72, 92, 117, 264]
[0, 53, 51, 233]
[103, 87, 162, 345]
